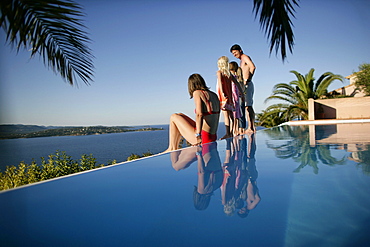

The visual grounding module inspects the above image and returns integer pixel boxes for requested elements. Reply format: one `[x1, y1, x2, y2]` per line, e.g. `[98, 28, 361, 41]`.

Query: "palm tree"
[252, 0, 299, 61]
[0, 0, 94, 86]
[257, 104, 291, 128]
[265, 68, 343, 121]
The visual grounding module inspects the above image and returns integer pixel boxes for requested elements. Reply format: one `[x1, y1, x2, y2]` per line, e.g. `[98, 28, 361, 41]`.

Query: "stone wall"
[308, 97, 370, 120]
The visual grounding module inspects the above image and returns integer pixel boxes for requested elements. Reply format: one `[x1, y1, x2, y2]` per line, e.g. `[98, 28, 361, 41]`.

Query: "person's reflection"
[236, 133, 260, 218]
[170, 142, 223, 210]
[170, 134, 259, 215]
[220, 133, 260, 217]
[221, 137, 238, 216]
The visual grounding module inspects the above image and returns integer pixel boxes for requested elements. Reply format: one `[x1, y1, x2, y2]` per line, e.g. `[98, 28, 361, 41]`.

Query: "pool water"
[1, 122, 369, 246]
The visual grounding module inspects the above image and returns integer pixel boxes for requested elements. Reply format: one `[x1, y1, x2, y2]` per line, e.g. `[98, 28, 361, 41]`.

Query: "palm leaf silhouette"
[0, 0, 94, 85]
[253, 0, 299, 61]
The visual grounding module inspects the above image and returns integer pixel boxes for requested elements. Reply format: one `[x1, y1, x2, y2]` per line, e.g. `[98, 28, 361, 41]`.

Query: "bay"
[0, 125, 171, 171]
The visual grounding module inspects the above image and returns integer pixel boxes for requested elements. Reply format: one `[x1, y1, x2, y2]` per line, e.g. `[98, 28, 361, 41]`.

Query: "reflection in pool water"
[0, 123, 369, 246]
[264, 123, 370, 175]
[264, 125, 347, 174]
[349, 145, 370, 175]
[171, 134, 260, 217]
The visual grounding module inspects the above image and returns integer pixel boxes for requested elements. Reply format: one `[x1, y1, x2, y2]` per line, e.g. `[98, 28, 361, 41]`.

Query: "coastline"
[0, 125, 164, 140]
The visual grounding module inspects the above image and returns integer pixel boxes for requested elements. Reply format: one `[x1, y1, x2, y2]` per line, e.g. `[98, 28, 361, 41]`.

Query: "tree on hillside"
[263, 68, 343, 122]
[354, 63, 370, 96]
[0, 0, 94, 86]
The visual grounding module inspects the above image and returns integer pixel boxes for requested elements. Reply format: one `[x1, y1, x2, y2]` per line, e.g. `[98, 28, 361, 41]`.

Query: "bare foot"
[162, 148, 176, 153]
[238, 129, 245, 135]
[220, 134, 232, 140]
[244, 128, 254, 133]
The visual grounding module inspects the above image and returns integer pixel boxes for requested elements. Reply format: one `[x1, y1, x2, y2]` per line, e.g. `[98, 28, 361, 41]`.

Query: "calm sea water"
[0, 124, 233, 171]
[0, 125, 170, 171]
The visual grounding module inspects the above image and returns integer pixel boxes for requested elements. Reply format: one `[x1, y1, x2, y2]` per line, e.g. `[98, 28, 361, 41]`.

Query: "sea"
[0, 124, 233, 172]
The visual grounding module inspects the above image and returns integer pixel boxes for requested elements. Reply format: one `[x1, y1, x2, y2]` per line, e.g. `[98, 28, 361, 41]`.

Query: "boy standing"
[230, 44, 256, 132]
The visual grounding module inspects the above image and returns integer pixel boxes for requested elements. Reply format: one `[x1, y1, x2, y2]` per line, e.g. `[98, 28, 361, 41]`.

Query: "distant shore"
[0, 125, 164, 139]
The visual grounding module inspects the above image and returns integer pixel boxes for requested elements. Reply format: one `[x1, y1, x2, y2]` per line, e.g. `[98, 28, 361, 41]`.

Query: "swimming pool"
[1, 122, 369, 246]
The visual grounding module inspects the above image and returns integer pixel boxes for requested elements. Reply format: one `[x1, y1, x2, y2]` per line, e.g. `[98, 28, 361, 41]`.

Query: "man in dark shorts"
[230, 44, 256, 133]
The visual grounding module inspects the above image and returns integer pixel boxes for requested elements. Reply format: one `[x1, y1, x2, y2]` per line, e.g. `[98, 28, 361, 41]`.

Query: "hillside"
[0, 124, 54, 135]
[0, 124, 163, 139]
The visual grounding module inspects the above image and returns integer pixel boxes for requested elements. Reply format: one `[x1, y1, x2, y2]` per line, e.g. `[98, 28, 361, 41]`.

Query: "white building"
[330, 73, 365, 97]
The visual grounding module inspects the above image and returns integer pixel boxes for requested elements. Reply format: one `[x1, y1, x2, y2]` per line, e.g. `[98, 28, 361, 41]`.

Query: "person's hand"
[194, 136, 202, 146]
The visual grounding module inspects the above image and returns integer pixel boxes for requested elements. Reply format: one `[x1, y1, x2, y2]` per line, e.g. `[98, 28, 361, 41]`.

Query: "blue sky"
[1, 0, 369, 126]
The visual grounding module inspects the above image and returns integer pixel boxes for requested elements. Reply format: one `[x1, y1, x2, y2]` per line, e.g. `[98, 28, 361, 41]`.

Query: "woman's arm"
[196, 147, 206, 192]
[193, 90, 203, 145]
[216, 71, 227, 99]
[246, 181, 261, 210]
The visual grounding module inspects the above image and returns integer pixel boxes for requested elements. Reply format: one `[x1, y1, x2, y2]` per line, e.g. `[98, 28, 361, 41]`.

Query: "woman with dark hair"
[164, 74, 220, 152]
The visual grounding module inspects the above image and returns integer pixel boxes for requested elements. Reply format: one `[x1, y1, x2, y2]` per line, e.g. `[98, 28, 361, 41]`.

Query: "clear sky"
[1, 0, 369, 126]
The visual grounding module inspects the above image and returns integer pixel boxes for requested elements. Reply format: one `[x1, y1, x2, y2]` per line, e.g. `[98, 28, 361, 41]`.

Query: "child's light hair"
[217, 56, 230, 77]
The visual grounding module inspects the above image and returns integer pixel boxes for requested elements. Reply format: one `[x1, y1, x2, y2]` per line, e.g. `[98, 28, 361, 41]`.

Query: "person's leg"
[170, 148, 197, 171]
[250, 107, 255, 132]
[233, 118, 240, 136]
[244, 82, 255, 132]
[239, 102, 246, 134]
[229, 110, 235, 137]
[165, 113, 197, 152]
[245, 106, 255, 133]
[221, 110, 232, 139]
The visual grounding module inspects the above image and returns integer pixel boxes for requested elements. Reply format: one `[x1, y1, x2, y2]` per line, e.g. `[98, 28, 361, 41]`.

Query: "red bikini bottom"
[201, 130, 217, 144]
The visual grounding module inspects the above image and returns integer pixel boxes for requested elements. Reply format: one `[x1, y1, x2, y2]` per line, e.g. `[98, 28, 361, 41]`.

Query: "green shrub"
[127, 151, 153, 161]
[127, 154, 141, 161]
[0, 151, 116, 191]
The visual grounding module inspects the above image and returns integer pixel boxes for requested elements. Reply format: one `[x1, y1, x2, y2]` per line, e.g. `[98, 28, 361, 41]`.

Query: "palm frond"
[264, 103, 286, 110]
[286, 104, 307, 119]
[294, 91, 308, 108]
[0, 0, 94, 85]
[272, 82, 296, 91]
[315, 73, 343, 97]
[289, 70, 304, 81]
[257, 104, 290, 127]
[270, 88, 296, 98]
[291, 69, 324, 99]
[253, 0, 299, 61]
[265, 82, 297, 104]
[265, 95, 297, 105]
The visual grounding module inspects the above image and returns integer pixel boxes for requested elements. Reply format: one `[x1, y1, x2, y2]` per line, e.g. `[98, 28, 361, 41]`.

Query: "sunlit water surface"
[1, 123, 369, 246]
